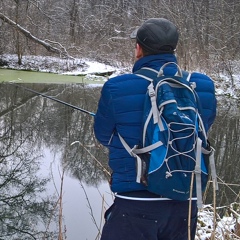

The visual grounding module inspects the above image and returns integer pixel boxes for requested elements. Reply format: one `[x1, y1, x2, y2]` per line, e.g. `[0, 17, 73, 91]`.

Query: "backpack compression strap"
[118, 133, 164, 183]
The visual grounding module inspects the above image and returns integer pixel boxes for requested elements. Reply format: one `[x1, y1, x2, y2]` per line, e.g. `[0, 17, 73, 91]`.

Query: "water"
[0, 69, 239, 239]
[41, 149, 113, 240]
[0, 70, 109, 239]
[0, 68, 106, 84]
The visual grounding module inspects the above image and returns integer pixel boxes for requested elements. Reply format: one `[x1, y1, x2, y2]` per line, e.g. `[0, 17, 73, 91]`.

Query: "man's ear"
[135, 43, 144, 59]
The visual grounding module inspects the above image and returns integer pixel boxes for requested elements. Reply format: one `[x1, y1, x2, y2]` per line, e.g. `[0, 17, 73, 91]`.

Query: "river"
[0, 68, 106, 84]
[0, 69, 239, 239]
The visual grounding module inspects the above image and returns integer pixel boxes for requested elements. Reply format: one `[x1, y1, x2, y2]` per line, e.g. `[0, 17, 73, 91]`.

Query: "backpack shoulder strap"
[134, 67, 158, 82]
[134, 66, 193, 125]
[182, 70, 191, 82]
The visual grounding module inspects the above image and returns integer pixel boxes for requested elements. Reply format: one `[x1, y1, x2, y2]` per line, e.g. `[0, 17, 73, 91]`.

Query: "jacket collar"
[132, 54, 177, 73]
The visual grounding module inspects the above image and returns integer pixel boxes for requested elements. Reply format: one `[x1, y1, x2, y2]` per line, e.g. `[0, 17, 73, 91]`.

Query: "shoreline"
[1, 53, 240, 98]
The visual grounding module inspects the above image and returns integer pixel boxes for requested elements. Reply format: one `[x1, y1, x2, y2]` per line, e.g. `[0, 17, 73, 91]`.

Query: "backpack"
[118, 62, 218, 208]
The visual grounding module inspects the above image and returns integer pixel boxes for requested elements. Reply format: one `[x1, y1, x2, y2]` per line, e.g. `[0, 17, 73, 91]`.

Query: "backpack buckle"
[191, 82, 196, 89]
[149, 90, 155, 97]
[148, 84, 155, 97]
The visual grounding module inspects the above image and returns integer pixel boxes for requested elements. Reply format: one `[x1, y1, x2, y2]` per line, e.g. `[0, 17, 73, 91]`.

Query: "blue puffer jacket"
[94, 54, 217, 193]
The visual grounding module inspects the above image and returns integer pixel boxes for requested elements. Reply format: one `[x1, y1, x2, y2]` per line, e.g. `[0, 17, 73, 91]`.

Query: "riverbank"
[0, 54, 121, 77]
[1, 54, 240, 99]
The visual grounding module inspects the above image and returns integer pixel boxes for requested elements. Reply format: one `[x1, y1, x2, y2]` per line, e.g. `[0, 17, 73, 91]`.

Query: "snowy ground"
[1, 54, 240, 239]
[0, 54, 122, 78]
[196, 204, 240, 239]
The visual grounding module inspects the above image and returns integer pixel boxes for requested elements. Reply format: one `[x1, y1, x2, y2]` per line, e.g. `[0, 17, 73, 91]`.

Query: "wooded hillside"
[0, 0, 239, 74]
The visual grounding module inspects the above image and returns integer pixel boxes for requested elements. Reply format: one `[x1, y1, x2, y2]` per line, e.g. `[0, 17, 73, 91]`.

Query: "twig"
[217, 177, 239, 198]
[70, 141, 111, 177]
[211, 177, 217, 240]
[79, 181, 102, 234]
[58, 168, 65, 240]
[94, 194, 105, 240]
[188, 172, 194, 240]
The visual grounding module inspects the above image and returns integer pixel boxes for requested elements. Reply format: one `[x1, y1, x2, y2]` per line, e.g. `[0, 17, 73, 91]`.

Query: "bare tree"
[0, 0, 240, 76]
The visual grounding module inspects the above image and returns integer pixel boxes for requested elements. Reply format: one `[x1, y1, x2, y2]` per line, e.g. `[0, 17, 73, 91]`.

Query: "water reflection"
[0, 82, 110, 239]
[5, 83, 110, 184]
[207, 98, 240, 207]
[0, 83, 59, 239]
[0, 82, 239, 238]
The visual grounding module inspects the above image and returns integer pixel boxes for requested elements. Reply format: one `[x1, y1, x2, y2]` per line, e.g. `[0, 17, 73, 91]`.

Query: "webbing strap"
[118, 133, 133, 156]
[186, 73, 191, 82]
[133, 141, 163, 154]
[197, 112, 207, 141]
[157, 112, 165, 132]
[135, 73, 159, 124]
[118, 133, 142, 183]
[209, 148, 219, 190]
[158, 62, 182, 77]
[148, 82, 159, 124]
[195, 137, 203, 209]
[135, 155, 142, 183]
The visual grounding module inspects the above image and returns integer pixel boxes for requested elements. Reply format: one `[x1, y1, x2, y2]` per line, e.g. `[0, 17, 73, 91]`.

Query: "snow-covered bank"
[0, 54, 121, 78]
[2, 54, 240, 99]
[214, 73, 240, 99]
[0, 54, 239, 97]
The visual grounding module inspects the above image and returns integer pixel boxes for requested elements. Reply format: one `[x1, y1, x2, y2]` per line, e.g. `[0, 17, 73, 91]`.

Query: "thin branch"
[70, 141, 111, 178]
[79, 181, 101, 234]
[0, 12, 70, 58]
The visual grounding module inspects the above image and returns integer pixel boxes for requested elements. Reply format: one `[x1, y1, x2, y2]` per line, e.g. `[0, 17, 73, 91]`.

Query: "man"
[94, 18, 216, 240]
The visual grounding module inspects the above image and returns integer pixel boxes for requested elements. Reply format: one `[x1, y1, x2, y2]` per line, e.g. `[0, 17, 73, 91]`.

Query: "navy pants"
[101, 197, 198, 240]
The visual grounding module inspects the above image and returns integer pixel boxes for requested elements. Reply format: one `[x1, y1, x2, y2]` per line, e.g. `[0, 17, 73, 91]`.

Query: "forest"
[1, 1, 240, 239]
[0, 0, 240, 77]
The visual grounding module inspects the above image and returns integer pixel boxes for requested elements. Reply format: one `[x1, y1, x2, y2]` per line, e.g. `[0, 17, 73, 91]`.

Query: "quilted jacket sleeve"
[190, 72, 217, 132]
[94, 81, 115, 146]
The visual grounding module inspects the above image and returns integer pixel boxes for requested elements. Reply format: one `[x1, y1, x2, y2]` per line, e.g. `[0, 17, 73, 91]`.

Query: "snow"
[62, 60, 116, 76]
[1, 53, 240, 239]
[214, 72, 240, 99]
[196, 204, 240, 239]
[0, 54, 121, 78]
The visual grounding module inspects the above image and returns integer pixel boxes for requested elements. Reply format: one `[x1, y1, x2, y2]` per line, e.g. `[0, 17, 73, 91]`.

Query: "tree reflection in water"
[0, 83, 239, 238]
[0, 83, 59, 239]
[207, 97, 240, 208]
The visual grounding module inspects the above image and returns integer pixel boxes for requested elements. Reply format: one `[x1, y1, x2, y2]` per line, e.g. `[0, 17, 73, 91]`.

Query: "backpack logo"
[118, 62, 218, 208]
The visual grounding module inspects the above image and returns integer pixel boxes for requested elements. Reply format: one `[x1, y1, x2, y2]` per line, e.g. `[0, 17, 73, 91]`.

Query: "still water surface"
[0, 69, 239, 239]
[41, 149, 113, 240]
[0, 68, 106, 84]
